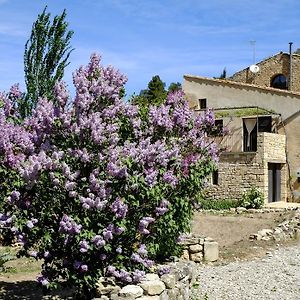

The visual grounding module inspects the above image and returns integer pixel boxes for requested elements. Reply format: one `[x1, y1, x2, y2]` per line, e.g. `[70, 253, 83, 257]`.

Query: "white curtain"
[244, 118, 257, 148]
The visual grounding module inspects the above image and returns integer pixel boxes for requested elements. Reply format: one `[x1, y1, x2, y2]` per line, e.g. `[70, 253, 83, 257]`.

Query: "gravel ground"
[195, 244, 300, 300]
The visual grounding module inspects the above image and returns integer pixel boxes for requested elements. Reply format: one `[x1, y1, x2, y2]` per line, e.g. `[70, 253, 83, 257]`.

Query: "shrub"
[239, 187, 264, 209]
[0, 54, 218, 297]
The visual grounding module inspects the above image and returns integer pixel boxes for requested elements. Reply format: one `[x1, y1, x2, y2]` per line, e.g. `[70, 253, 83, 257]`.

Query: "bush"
[0, 54, 218, 297]
[239, 187, 264, 209]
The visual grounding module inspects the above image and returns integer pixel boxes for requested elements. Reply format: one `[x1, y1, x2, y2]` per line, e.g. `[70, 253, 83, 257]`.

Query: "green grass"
[215, 107, 276, 118]
[199, 198, 240, 210]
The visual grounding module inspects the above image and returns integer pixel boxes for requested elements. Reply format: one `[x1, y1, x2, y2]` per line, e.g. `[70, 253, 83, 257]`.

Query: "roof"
[183, 74, 300, 98]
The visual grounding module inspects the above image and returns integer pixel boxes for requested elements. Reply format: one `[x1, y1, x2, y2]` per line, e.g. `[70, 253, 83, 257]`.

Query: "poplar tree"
[22, 6, 73, 117]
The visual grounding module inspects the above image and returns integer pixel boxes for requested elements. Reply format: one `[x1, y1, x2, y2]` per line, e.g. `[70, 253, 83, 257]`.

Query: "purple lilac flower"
[37, 275, 49, 286]
[116, 247, 122, 254]
[59, 215, 82, 235]
[26, 220, 34, 229]
[138, 217, 155, 235]
[29, 250, 38, 258]
[155, 200, 170, 216]
[157, 265, 171, 276]
[110, 197, 128, 219]
[100, 254, 107, 260]
[79, 240, 89, 253]
[92, 235, 106, 248]
[103, 228, 113, 241]
[163, 170, 178, 187]
[10, 190, 20, 201]
[144, 168, 158, 187]
[44, 251, 51, 258]
[80, 264, 88, 272]
[132, 270, 146, 283]
[137, 244, 148, 256]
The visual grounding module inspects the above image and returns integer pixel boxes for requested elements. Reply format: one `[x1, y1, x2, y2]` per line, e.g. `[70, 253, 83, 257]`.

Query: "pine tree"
[21, 6, 73, 117]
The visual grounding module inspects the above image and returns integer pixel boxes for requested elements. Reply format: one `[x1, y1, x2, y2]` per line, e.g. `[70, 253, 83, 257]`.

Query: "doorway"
[268, 163, 281, 202]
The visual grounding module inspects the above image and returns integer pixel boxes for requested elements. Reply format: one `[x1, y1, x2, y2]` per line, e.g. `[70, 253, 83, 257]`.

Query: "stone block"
[181, 249, 189, 260]
[160, 274, 176, 289]
[189, 244, 203, 253]
[119, 285, 144, 298]
[139, 280, 165, 296]
[144, 274, 160, 281]
[167, 288, 179, 300]
[190, 252, 203, 262]
[204, 241, 219, 262]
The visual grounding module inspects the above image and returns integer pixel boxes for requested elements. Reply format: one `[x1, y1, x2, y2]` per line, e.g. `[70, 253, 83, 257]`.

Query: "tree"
[168, 82, 182, 93]
[214, 68, 226, 80]
[132, 75, 167, 107]
[22, 6, 73, 117]
[0, 54, 218, 296]
[146, 75, 166, 102]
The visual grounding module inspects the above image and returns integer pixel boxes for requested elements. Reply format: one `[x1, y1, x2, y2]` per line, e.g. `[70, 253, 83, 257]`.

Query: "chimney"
[289, 42, 293, 90]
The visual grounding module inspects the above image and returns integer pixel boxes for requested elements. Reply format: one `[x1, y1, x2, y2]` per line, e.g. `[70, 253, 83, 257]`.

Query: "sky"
[0, 0, 299, 97]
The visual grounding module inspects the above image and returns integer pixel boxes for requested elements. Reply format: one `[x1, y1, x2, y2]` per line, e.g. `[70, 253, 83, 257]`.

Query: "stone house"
[183, 50, 300, 204]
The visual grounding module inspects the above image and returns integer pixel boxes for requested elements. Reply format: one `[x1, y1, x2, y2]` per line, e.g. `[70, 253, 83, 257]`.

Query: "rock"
[257, 229, 273, 237]
[189, 244, 203, 253]
[159, 291, 169, 300]
[138, 296, 160, 300]
[144, 274, 160, 281]
[180, 238, 199, 245]
[190, 252, 203, 262]
[160, 274, 176, 289]
[139, 280, 165, 296]
[204, 241, 219, 262]
[95, 277, 121, 296]
[181, 249, 190, 260]
[236, 207, 247, 213]
[119, 285, 144, 298]
[167, 287, 180, 300]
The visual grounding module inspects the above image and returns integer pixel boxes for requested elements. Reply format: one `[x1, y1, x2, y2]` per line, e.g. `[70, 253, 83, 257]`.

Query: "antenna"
[249, 40, 260, 74]
[249, 40, 256, 64]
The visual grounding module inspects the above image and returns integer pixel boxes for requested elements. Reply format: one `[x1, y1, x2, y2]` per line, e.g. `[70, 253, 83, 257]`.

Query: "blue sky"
[0, 0, 299, 97]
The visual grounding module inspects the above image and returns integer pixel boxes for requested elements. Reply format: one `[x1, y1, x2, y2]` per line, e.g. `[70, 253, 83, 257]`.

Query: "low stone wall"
[250, 209, 300, 242]
[179, 234, 219, 263]
[94, 235, 218, 300]
[94, 261, 197, 300]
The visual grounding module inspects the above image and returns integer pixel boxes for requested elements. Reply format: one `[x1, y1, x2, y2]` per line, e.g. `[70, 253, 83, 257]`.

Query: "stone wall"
[94, 235, 218, 299]
[229, 53, 300, 93]
[259, 132, 287, 202]
[206, 151, 263, 201]
[179, 234, 219, 263]
[95, 262, 196, 300]
[206, 133, 287, 204]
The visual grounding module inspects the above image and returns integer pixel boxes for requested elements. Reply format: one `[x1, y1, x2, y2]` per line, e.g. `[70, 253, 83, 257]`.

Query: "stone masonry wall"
[94, 235, 218, 300]
[259, 132, 287, 202]
[229, 53, 300, 93]
[206, 133, 287, 204]
[206, 151, 263, 201]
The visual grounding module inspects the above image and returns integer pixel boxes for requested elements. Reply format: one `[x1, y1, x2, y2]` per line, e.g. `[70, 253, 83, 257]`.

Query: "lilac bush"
[0, 54, 218, 296]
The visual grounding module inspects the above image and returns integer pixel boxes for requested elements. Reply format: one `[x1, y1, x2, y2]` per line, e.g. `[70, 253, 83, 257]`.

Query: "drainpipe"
[289, 42, 293, 90]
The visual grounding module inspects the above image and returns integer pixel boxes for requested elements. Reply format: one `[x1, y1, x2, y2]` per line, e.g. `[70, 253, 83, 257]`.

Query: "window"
[243, 116, 272, 152]
[199, 98, 207, 109]
[212, 170, 219, 185]
[209, 119, 223, 136]
[271, 74, 287, 90]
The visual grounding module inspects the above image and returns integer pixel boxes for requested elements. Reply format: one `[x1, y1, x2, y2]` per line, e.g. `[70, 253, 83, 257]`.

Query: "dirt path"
[192, 210, 298, 262]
